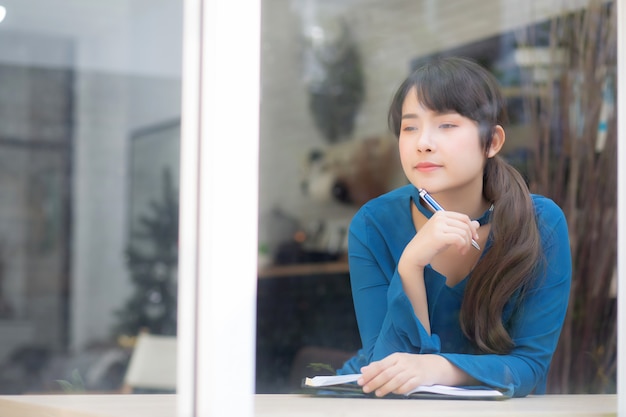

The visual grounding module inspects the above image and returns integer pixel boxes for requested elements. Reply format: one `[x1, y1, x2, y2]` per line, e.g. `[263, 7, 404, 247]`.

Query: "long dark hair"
[388, 57, 542, 354]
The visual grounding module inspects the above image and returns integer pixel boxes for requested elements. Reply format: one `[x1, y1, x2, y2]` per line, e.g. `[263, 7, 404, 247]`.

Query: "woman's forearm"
[398, 261, 430, 335]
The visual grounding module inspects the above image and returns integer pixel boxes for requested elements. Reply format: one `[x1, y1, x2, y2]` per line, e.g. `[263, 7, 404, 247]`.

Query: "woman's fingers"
[359, 354, 419, 397]
[427, 212, 478, 252]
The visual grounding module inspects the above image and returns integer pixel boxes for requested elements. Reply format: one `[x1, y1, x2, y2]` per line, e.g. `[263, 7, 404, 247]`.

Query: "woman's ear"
[487, 125, 505, 158]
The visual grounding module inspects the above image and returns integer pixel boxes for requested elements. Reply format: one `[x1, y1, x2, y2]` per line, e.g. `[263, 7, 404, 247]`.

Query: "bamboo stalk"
[520, 0, 617, 394]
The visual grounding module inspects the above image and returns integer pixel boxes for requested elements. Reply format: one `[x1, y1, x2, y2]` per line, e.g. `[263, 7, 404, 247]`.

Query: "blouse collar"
[413, 189, 494, 226]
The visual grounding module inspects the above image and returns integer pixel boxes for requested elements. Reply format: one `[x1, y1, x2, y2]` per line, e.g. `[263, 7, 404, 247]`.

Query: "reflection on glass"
[258, 0, 616, 395]
[0, 1, 182, 394]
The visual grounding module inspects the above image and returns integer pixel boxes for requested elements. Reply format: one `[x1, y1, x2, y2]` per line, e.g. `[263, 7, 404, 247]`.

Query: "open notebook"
[302, 374, 508, 400]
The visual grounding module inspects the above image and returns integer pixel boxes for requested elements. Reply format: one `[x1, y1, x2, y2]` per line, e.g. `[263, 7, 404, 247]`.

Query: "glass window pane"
[258, 0, 616, 395]
[0, 0, 182, 394]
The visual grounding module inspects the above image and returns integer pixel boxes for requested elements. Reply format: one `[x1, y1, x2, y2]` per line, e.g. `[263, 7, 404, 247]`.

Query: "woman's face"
[398, 87, 487, 195]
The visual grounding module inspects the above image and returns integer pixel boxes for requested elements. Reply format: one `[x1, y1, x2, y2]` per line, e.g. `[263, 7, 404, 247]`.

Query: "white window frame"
[178, 1, 260, 416]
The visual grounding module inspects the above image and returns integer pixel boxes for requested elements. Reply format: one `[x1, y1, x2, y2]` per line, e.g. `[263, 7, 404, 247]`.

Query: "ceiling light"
[0, 6, 6, 23]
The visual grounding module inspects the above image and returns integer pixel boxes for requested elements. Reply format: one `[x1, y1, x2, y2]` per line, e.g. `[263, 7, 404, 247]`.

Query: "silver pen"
[418, 188, 481, 250]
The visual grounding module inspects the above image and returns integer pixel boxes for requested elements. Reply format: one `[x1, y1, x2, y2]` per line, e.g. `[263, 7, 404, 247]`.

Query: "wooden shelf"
[258, 260, 349, 279]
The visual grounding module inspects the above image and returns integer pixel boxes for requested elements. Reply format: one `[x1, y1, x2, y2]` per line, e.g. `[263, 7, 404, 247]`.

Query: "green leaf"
[307, 362, 336, 374]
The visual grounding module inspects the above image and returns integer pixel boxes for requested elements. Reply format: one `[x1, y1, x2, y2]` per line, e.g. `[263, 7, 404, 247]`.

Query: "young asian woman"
[337, 56, 572, 399]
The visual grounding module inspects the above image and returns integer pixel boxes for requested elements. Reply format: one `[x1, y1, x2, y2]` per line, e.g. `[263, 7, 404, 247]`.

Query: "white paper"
[304, 374, 503, 397]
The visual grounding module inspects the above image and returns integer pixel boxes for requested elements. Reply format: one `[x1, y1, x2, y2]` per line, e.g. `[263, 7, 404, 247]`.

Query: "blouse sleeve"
[346, 207, 441, 365]
[440, 199, 572, 397]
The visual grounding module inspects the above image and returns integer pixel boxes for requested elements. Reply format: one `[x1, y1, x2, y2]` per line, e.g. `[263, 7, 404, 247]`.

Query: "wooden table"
[0, 394, 617, 417]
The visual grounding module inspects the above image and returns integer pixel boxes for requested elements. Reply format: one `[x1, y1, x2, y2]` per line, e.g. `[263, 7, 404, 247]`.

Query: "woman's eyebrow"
[401, 113, 418, 120]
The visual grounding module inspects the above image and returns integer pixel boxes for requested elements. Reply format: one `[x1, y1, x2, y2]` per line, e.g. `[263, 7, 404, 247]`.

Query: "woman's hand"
[357, 353, 473, 397]
[401, 211, 480, 269]
[397, 212, 479, 335]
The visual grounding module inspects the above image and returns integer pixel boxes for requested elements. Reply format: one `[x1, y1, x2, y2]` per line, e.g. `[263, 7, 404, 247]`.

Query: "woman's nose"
[416, 128, 435, 152]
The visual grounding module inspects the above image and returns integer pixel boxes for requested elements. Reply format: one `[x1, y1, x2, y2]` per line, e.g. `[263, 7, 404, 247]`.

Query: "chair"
[121, 332, 177, 393]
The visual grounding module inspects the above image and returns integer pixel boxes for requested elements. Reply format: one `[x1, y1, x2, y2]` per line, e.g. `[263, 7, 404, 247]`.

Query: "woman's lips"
[416, 162, 441, 172]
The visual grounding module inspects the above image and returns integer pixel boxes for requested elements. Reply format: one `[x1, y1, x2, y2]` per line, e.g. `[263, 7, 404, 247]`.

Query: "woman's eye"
[440, 123, 456, 129]
[402, 125, 417, 132]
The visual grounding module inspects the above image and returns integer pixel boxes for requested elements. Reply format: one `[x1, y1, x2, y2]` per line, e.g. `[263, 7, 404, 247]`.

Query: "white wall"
[68, 2, 182, 350]
[71, 70, 180, 350]
[72, 71, 131, 350]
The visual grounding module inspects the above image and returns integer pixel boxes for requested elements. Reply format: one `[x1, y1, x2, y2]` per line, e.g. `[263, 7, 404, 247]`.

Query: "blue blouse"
[338, 184, 572, 398]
